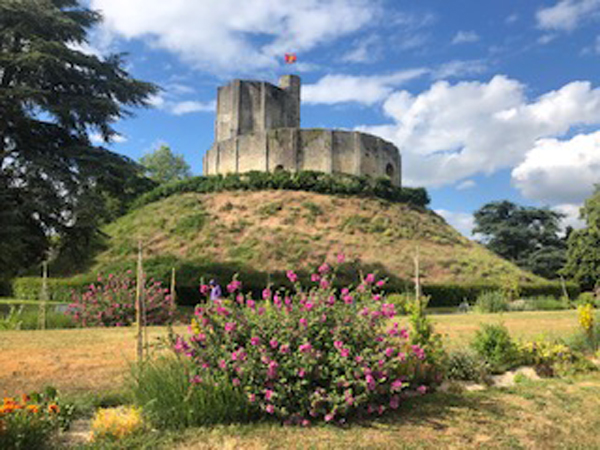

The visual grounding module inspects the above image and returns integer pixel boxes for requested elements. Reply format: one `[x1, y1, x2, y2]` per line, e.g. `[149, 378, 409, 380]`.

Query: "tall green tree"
[0, 0, 158, 277]
[562, 185, 600, 290]
[140, 145, 192, 184]
[473, 201, 567, 279]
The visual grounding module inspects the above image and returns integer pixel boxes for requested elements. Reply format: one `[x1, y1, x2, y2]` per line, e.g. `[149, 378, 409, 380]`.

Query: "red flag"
[284, 53, 297, 64]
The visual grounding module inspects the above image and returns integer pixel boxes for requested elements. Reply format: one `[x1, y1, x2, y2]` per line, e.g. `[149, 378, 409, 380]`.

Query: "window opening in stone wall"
[274, 164, 285, 172]
[386, 163, 395, 178]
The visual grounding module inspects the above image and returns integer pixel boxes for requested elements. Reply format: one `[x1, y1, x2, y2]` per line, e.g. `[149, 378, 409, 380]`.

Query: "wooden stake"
[414, 246, 421, 305]
[170, 267, 177, 305]
[135, 241, 144, 363]
[38, 261, 48, 330]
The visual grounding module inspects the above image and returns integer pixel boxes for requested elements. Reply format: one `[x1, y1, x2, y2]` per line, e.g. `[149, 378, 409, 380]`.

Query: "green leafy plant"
[474, 291, 509, 313]
[129, 356, 254, 429]
[471, 323, 521, 373]
[445, 349, 491, 383]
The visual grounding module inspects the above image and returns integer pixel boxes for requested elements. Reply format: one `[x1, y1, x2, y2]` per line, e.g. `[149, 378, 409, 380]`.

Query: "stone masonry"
[203, 75, 401, 186]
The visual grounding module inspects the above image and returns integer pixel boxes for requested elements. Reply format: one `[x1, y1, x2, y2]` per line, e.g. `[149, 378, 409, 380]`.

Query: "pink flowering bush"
[67, 272, 175, 327]
[173, 257, 442, 425]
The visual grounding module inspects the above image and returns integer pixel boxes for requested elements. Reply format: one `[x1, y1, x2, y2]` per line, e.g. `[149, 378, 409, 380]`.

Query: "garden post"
[38, 261, 48, 330]
[136, 241, 145, 362]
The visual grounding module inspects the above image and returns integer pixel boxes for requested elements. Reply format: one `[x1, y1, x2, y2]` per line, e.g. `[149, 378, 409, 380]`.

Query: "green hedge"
[132, 171, 430, 210]
[422, 282, 581, 307]
[11, 276, 94, 303]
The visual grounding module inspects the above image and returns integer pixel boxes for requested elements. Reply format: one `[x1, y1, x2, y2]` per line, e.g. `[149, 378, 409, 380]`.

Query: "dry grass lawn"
[0, 310, 580, 396]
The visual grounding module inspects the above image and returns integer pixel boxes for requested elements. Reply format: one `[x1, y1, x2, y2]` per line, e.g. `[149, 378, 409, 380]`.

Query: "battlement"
[215, 75, 300, 142]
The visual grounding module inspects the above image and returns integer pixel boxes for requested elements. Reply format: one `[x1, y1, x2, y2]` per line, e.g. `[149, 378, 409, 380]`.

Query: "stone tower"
[204, 75, 402, 186]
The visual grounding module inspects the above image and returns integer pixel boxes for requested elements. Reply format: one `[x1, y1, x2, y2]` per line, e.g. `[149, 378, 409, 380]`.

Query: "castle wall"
[204, 128, 401, 186]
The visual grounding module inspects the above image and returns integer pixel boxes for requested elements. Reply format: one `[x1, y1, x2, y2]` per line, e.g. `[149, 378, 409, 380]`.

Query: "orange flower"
[26, 404, 39, 414]
[21, 394, 30, 404]
[0, 405, 14, 414]
[48, 403, 60, 414]
[2, 398, 15, 406]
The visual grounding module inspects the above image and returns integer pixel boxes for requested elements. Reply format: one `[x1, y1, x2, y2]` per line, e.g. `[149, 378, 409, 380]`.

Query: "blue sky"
[83, 0, 600, 236]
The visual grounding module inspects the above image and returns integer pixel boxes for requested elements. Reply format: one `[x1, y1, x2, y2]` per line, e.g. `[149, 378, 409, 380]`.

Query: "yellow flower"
[26, 404, 39, 414]
[578, 304, 595, 333]
[91, 406, 144, 440]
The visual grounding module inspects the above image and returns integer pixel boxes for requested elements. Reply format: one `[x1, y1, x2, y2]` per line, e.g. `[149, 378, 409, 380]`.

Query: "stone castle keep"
[203, 75, 402, 186]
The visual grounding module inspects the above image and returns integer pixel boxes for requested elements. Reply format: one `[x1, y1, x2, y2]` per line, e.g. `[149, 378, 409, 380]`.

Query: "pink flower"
[224, 322, 237, 333]
[318, 263, 330, 274]
[262, 288, 272, 300]
[302, 419, 310, 427]
[266, 404, 275, 414]
[376, 280, 386, 287]
[385, 347, 395, 358]
[365, 273, 376, 284]
[250, 336, 261, 346]
[400, 328, 409, 339]
[320, 279, 330, 289]
[270, 339, 279, 349]
[311, 273, 321, 282]
[304, 302, 314, 311]
[324, 413, 334, 422]
[334, 340, 344, 349]
[200, 284, 209, 295]
[378, 405, 385, 415]
[299, 342, 312, 353]
[412, 345, 426, 360]
[391, 379, 404, 391]
[286, 270, 298, 283]
[190, 375, 202, 384]
[417, 385, 428, 395]
[264, 389, 274, 400]
[232, 378, 241, 386]
[298, 368, 306, 378]
[299, 318, 308, 327]
[337, 253, 345, 264]
[280, 344, 290, 354]
[258, 307, 266, 316]
[343, 294, 353, 304]
[355, 356, 364, 363]
[340, 348, 350, 357]
[397, 352, 407, 361]
[248, 393, 256, 403]
[372, 294, 381, 302]
[218, 359, 227, 369]
[246, 299, 255, 309]
[345, 396, 354, 405]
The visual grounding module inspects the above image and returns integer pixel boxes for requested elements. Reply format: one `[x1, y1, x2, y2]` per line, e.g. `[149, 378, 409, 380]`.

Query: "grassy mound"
[85, 190, 549, 304]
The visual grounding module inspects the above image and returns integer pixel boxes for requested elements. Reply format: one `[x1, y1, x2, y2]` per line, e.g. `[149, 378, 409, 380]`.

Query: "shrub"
[518, 340, 596, 377]
[91, 406, 144, 441]
[172, 260, 442, 425]
[11, 276, 93, 303]
[473, 291, 509, 313]
[471, 323, 521, 373]
[576, 292, 599, 307]
[129, 356, 254, 429]
[132, 171, 431, 210]
[509, 296, 569, 312]
[445, 349, 490, 383]
[0, 305, 76, 330]
[0, 387, 74, 450]
[66, 272, 175, 327]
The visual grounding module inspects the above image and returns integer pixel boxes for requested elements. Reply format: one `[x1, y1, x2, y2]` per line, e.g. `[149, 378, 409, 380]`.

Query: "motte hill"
[91, 190, 546, 303]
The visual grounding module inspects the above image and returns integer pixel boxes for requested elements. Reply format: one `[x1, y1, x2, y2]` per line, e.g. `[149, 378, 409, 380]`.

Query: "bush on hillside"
[132, 171, 430, 210]
[66, 272, 175, 327]
[12, 276, 93, 303]
[172, 258, 443, 424]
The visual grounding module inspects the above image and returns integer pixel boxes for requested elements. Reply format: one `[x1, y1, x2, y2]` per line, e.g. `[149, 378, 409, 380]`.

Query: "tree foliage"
[473, 201, 567, 279]
[0, 0, 157, 276]
[563, 185, 600, 290]
[140, 145, 192, 184]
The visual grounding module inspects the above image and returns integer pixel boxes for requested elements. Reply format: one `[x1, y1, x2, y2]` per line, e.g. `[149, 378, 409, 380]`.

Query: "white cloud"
[90, 132, 127, 144]
[553, 203, 587, 231]
[537, 0, 600, 31]
[302, 69, 428, 105]
[512, 131, 600, 205]
[342, 35, 381, 63]
[170, 100, 216, 115]
[456, 179, 476, 190]
[432, 60, 488, 80]
[435, 209, 475, 237]
[91, 0, 379, 73]
[356, 77, 600, 188]
[451, 31, 479, 45]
